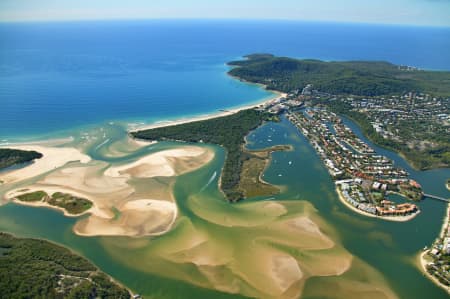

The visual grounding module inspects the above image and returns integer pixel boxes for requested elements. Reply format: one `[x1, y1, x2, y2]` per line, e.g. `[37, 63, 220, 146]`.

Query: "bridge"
[424, 193, 450, 203]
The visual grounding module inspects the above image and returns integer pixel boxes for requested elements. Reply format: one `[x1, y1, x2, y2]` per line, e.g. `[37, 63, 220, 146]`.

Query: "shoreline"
[417, 203, 450, 293]
[6, 186, 103, 218]
[12, 198, 92, 218]
[335, 187, 419, 222]
[130, 90, 286, 133]
[418, 251, 450, 294]
[439, 203, 450, 239]
[0, 144, 91, 185]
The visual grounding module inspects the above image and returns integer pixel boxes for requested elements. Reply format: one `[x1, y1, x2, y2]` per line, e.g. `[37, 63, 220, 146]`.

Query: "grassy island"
[0, 148, 42, 170]
[132, 109, 280, 202]
[0, 233, 131, 299]
[15, 191, 93, 215]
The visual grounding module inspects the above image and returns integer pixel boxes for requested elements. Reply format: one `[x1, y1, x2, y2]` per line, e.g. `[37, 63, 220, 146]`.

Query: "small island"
[0, 232, 131, 298]
[14, 190, 93, 216]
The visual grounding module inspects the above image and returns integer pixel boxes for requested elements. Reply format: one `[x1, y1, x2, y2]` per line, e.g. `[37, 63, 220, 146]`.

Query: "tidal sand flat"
[0, 130, 399, 299]
[99, 195, 397, 299]
[1, 141, 214, 237]
[105, 146, 214, 178]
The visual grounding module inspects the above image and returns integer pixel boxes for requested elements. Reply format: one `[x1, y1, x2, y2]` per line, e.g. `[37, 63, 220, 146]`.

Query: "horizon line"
[1, 17, 449, 29]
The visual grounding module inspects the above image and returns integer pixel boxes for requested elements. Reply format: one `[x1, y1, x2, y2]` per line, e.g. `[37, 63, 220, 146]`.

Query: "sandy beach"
[130, 91, 287, 132]
[0, 144, 91, 184]
[74, 199, 178, 237]
[335, 187, 419, 222]
[415, 203, 450, 293]
[418, 251, 450, 294]
[439, 203, 450, 238]
[105, 146, 214, 178]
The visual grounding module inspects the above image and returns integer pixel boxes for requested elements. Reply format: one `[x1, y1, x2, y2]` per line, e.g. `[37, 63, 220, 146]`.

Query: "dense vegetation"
[16, 190, 47, 202]
[49, 192, 93, 215]
[16, 191, 93, 215]
[228, 54, 450, 97]
[132, 109, 275, 202]
[324, 100, 450, 170]
[239, 145, 291, 198]
[0, 233, 131, 299]
[0, 148, 42, 170]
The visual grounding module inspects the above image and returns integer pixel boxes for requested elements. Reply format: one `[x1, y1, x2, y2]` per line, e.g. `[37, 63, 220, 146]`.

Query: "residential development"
[423, 206, 450, 289]
[286, 107, 421, 219]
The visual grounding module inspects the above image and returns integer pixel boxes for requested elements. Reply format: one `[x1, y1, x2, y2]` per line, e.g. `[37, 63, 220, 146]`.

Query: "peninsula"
[0, 148, 42, 171]
[228, 54, 450, 170]
[130, 53, 447, 220]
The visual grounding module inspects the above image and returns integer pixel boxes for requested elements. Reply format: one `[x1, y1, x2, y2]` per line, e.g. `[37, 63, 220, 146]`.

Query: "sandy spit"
[0, 145, 91, 184]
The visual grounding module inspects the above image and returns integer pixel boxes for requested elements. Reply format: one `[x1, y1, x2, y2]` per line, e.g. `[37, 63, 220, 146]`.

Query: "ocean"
[1, 20, 450, 139]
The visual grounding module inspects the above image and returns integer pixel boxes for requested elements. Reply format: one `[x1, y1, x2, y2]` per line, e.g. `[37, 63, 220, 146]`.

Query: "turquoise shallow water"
[0, 117, 448, 298]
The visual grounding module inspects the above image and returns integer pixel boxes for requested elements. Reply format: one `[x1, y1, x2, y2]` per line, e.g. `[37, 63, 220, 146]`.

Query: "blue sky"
[1, 0, 449, 26]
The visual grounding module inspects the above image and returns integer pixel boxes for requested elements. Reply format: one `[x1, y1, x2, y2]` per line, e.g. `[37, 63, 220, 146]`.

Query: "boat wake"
[200, 171, 217, 192]
[94, 138, 110, 151]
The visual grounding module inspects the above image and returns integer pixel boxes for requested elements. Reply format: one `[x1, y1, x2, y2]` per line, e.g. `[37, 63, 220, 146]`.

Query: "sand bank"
[75, 199, 178, 237]
[3, 144, 214, 237]
[142, 199, 353, 299]
[101, 137, 157, 158]
[0, 145, 91, 184]
[105, 146, 214, 178]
